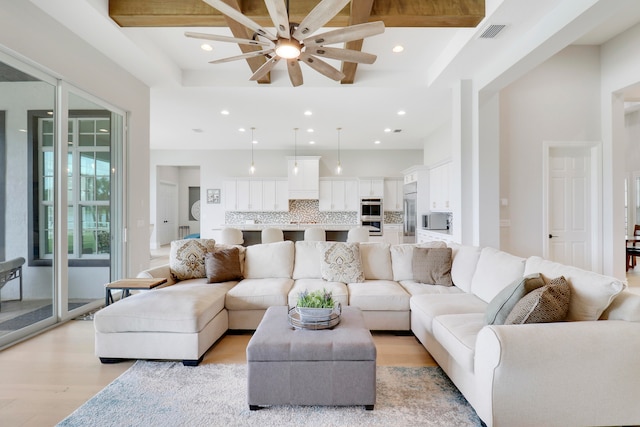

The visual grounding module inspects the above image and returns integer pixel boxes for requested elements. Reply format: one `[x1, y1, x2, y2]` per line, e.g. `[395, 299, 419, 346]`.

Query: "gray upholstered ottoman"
[247, 305, 377, 410]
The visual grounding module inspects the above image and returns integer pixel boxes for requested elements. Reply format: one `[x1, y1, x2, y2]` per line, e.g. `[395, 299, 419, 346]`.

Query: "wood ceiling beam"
[109, 0, 485, 28]
[340, 0, 374, 85]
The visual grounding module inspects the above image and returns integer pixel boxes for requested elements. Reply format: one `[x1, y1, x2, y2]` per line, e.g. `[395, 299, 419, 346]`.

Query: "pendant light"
[249, 127, 256, 175]
[335, 127, 342, 175]
[292, 127, 299, 175]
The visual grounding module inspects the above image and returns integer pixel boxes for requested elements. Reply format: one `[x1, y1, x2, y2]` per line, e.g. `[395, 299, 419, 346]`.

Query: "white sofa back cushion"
[244, 241, 294, 279]
[471, 247, 526, 303]
[448, 243, 482, 293]
[524, 256, 626, 321]
[292, 241, 322, 279]
[390, 242, 446, 281]
[360, 242, 393, 280]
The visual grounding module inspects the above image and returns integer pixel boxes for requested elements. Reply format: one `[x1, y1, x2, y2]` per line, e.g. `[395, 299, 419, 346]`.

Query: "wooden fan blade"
[202, 0, 277, 41]
[264, 0, 290, 39]
[250, 56, 280, 81]
[209, 49, 274, 64]
[305, 46, 377, 64]
[287, 59, 303, 87]
[292, 0, 350, 40]
[299, 52, 345, 81]
[185, 32, 273, 47]
[303, 21, 385, 47]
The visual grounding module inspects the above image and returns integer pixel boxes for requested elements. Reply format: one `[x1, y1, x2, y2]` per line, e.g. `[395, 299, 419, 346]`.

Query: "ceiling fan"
[185, 0, 385, 86]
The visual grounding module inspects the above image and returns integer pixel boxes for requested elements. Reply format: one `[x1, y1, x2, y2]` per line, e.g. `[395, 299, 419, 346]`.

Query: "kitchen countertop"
[218, 224, 366, 232]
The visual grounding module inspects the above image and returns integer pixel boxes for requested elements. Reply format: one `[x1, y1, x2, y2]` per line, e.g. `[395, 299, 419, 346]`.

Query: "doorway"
[542, 141, 602, 271]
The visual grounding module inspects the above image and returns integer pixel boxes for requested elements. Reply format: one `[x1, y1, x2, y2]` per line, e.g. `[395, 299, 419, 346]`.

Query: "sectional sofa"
[93, 239, 640, 427]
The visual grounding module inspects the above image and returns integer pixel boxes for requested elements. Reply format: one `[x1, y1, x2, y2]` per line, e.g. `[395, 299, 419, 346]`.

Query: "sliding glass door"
[0, 53, 125, 347]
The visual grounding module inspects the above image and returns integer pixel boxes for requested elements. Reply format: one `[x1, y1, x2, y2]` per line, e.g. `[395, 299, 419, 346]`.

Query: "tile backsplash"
[225, 199, 404, 225]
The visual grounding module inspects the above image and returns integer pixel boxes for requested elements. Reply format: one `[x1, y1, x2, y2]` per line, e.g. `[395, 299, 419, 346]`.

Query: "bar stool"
[304, 228, 326, 241]
[261, 228, 284, 244]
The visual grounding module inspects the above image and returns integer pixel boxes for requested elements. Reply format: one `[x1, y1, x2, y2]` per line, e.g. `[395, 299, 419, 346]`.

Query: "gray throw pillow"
[505, 276, 571, 325]
[205, 247, 243, 283]
[485, 273, 545, 325]
[412, 247, 453, 286]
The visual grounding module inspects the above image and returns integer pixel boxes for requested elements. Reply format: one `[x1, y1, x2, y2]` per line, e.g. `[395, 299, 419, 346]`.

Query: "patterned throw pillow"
[412, 247, 453, 286]
[170, 239, 216, 280]
[319, 242, 365, 283]
[505, 276, 571, 324]
[485, 273, 545, 325]
[205, 247, 243, 283]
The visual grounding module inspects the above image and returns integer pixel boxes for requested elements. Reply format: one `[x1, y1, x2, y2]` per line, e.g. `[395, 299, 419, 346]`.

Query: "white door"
[545, 145, 595, 270]
[158, 182, 178, 245]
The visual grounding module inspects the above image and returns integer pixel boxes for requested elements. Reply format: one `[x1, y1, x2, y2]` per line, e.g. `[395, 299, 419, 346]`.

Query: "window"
[32, 111, 111, 265]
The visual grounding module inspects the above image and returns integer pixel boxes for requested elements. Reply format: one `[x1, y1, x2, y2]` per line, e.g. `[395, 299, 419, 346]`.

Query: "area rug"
[58, 361, 484, 427]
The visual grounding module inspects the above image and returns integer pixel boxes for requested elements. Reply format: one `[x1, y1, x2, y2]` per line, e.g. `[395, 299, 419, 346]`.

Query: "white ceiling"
[31, 0, 640, 151]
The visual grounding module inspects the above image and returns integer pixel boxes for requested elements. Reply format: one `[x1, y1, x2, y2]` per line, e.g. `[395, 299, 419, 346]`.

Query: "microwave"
[422, 213, 449, 230]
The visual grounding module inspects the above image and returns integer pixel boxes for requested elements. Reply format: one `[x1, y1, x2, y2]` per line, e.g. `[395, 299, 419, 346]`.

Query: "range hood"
[287, 156, 320, 199]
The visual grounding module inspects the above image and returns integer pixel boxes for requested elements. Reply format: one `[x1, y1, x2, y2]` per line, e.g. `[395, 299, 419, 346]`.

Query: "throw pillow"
[485, 273, 545, 325]
[504, 276, 571, 325]
[170, 239, 216, 280]
[412, 247, 453, 286]
[205, 247, 243, 283]
[319, 242, 365, 283]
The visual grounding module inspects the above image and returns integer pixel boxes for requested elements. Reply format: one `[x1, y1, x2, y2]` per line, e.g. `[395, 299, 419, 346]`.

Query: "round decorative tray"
[288, 305, 341, 330]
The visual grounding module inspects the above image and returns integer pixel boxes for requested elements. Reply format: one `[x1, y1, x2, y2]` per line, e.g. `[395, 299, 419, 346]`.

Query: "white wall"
[499, 45, 601, 258]
[423, 121, 452, 166]
[0, 0, 150, 277]
[151, 148, 421, 239]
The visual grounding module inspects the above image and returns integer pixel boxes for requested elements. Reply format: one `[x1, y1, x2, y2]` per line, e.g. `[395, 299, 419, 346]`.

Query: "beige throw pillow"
[505, 276, 571, 324]
[320, 242, 365, 283]
[170, 239, 216, 280]
[205, 247, 243, 283]
[485, 273, 545, 325]
[412, 247, 453, 286]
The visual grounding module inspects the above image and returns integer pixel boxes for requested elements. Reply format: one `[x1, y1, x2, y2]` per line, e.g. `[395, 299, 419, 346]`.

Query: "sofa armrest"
[136, 264, 176, 287]
[474, 321, 640, 427]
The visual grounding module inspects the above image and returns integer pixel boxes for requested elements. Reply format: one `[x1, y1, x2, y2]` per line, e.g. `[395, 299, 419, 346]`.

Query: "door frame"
[542, 141, 602, 273]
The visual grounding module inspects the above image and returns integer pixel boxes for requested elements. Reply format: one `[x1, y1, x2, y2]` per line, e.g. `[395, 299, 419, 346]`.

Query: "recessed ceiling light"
[252, 139, 258, 144]
[308, 140, 315, 145]
[374, 140, 381, 144]
[392, 45, 404, 53]
[220, 110, 230, 115]
[384, 128, 391, 133]
[238, 128, 245, 132]
[307, 128, 314, 133]
[304, 110, 312, 116]
[201, 43, 213, 52]
[397, 110, 406, 116]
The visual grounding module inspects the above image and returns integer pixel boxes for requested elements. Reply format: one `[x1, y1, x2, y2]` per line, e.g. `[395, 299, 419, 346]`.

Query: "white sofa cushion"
[94, 280, 233, 334]
[292, 241, 322, 279]
[348, 280, 410, 311]
[287, 278, 349, 307]
[225, 278, 294, 310]
[432, 313, 485, 373]
[448, 243, 482, 293]
[244, 241, 294, 279]
[390, 242, 447, 281]
[410, 293, 487, 334]
[524, 256, 627, 321]
[471, 247, 526, 303]
[360, 242, 393, 280]
[399, 280, 464, 296]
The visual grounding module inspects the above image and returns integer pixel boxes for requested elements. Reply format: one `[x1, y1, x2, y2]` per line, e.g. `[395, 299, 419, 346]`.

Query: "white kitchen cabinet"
[429, 162, 451, 211]
[288, 156, 320, 199]
[319, 179, 359, 212]
[384, 179, 403, 211]
[223, 180, 237, 211]
[235, 180, 251, 211]
[262, 179, 289, 212]
[359, 178, 384, 198]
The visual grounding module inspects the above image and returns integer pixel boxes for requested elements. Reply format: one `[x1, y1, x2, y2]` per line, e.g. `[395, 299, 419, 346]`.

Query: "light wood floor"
[0, 320, 435, 427]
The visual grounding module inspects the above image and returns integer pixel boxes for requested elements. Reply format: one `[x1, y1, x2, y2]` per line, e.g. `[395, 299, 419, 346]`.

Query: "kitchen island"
[217, 224, 370, 246]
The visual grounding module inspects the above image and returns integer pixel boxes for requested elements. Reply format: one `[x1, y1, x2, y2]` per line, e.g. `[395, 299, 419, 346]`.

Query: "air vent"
[478, 24, 507, 39]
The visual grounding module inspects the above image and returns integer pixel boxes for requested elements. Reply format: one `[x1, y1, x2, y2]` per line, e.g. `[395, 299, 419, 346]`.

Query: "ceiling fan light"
[276, 40, 301, 59]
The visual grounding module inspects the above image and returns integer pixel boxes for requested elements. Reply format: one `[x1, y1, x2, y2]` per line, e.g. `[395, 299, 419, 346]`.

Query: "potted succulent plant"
[295, 289, 335, 322]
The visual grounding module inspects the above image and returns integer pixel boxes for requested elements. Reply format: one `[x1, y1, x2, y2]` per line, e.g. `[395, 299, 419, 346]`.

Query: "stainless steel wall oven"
[360, 198, 383, 236]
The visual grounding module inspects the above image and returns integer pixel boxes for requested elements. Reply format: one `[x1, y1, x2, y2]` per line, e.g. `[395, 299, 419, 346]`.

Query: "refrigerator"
[403, 182, 417, 243]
